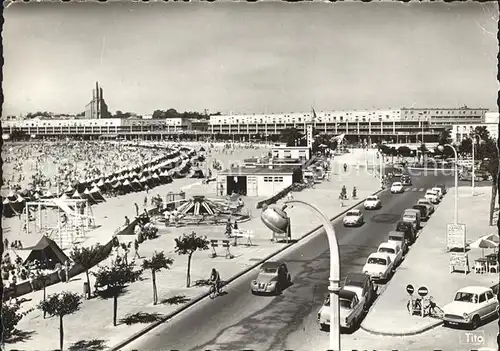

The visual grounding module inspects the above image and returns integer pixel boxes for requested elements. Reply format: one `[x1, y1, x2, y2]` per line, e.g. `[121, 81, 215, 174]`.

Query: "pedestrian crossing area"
[404, 187, 425, 192]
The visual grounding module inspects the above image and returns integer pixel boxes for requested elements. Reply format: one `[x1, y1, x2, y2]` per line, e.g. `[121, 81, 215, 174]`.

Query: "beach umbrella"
[469, 237, 499, 257]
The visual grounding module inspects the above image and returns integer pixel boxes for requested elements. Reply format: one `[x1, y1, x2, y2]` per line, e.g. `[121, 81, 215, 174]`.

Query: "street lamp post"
[472, 136, 475, 196]
[438, 144, 458, 224]
[260, 201, 341, 351]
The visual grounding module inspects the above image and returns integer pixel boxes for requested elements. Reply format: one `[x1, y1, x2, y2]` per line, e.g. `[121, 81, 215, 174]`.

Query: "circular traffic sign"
[406, 284, 414, 295]
[418, 286, 429, 297]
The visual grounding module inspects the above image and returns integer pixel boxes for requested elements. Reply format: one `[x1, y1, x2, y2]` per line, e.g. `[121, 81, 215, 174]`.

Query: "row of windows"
[404, 110, 484, 115]
[263, 176, 284, 182]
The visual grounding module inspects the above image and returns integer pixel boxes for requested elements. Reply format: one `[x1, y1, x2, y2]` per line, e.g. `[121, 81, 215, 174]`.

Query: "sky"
[2, 2, 499, 117]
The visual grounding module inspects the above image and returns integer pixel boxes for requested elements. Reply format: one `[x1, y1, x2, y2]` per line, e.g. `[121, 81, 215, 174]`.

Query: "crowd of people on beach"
[2, 141, 167, 194]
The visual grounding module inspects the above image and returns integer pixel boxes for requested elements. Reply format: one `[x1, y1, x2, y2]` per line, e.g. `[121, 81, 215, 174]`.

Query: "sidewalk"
[6, 159, 380, 350]
[361, 185, 498, 336]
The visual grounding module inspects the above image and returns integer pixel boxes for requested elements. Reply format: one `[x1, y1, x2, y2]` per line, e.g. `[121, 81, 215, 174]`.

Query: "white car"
[318, 290, 365, 332]
[417, 198, 435, 214]
[343, 209, 364, 227]
[431, 187, 443, 199]
[443, 286, 499, 329]
[390, 182, 404, 194]
[362, 252, 394, 281]
[377, 242, 403, 267]
[364, 196, 382, 210]
[425, 190, 440, 204]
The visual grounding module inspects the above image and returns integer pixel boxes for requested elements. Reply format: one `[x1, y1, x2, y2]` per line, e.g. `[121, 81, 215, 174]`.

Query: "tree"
[397, 146, 412, 157]
[141, 251, 174, 305]
[458, 138, 473, 156]
[38, 291, 82, 351]
[438, 128, 452, 145]
[2, 302, 34, 341]
[92, 262, 142, 326]
[418, 143, 428, 163]
[279, 128, 304, 147]
[70, 244, 108, 299]
[35, 270, 52, 319]
[174, 231, 210, 287]
[474, 125, 490, 142]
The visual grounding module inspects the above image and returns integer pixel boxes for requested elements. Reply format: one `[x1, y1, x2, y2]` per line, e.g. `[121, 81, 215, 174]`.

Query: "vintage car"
[363, 196, 382, 210]
[395, 221, 416, 245]
[425, 189, 440, 204]
[377, 241, 403, 267]
[317, 289, 365, 331]
[250, 261, 291, 295]
[387, 231, 408, 255]
[343, 273, 377, 310]
[390, 182, 404, 194]
[362, 252, 394, 282]
[343, 209, 364, 227]
[400, 175, 412, 186]
[412, 204, 429, 222]
[431, 187, 443, 200]
[393, 165, 404, 177]
[443, 286, 499, 329]
[434, 184, 447, 195]
[417, 198, 435, 214]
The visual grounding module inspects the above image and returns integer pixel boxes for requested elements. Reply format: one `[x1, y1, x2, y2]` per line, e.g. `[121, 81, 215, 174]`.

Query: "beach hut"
[82, 188, 98, 205]
[90, 186, 106, 202]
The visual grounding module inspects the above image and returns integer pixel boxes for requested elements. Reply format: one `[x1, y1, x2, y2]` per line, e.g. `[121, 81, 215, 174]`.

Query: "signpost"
[417, 286, 428, 317]
[406, 284, 415, 315]
[449, 252, 469, 274]
[447, 223, 466, 251]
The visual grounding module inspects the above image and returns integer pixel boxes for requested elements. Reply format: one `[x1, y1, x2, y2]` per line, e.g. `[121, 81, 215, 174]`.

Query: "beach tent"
[82, 188, 98, 205]
[190, 168, 205, 179]
[122, 179, 133, 193]
[72, 190, 83, 199]
[2, 198, 15, 217]
[64, 185, 74, 196]
[22, 236, 69, 270]
[10, 195, 26, 213]
[130, 178, 143, 191]
[43, 190, 54, 199]
[7, 190, 17, 201]
[90, 186, 106, 202]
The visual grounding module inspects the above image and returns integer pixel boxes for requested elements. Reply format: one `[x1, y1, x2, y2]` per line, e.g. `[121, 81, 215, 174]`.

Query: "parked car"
[395, 220, 416, 245]
[377, 241, 403, 267]
[318, 290, 365, 331]
[343, 209, 364, 227]
[443, 286, 499, 329]
[343, 273, 377, 311]
[425, 189, 440, 204]
[393, 166, 404, 177]
[417, 198, 435, 214]
[431, 187, 443, 200]
[412, 204, 429, 221]
[400, 175, 412, 186]
[362, 253, 394, 282]
[390, 182, 404, 194]
[364, 195, 382, 210]
[402, 209, 421, 231]
[387, 231, 408, 255]
[434, 184, 447, 195]
[251, 261, 291, 295]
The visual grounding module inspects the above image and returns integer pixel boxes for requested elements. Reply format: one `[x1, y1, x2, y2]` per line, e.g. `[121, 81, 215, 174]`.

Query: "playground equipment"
[166, 195, 250, 226]
[23, 198, 96, 249]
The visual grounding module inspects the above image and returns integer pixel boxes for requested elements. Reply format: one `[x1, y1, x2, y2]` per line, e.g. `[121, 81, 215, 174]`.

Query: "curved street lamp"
[437, 143, 458, 224]
[260, 201, 341, 351]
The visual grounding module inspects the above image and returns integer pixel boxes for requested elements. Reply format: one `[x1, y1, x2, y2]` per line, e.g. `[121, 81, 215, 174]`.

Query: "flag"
[312, 107, 318, 122]
[330, 134, 346, 143]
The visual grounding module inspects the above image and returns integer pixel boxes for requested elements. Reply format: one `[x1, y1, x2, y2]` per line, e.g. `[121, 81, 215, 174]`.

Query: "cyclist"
[210, 268, 221, 294]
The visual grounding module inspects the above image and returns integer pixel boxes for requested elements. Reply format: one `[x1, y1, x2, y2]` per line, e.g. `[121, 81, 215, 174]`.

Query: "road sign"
[417, 286, 429, 297]
[406, 284, 414, 295]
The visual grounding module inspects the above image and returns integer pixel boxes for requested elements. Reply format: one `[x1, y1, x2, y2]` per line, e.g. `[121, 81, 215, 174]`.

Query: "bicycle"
[208, 281, 225, 299]
[407, 296, 444, 319]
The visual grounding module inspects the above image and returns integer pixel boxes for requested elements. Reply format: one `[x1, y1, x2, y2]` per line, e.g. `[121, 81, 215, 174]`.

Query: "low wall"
[255, 184, 294, 210]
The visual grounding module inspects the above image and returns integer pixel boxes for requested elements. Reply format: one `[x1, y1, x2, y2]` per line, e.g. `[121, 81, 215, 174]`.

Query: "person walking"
[64, 259, 71, 283]
[55, 262, 63, 282]
[134, 239, 141, 259]
[134, 203, 139, 217]
[144, 196, 148, 208]
[124, 216, 130, 227]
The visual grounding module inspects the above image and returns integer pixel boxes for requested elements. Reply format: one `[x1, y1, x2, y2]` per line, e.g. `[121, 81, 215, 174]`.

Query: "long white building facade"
[209, 107, 488, 144]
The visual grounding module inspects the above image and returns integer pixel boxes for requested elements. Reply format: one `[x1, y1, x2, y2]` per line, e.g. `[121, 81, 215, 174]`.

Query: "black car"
[412, 204, 429, 221]
[401, 175, 412, 186]
[395, 220, 416, 245]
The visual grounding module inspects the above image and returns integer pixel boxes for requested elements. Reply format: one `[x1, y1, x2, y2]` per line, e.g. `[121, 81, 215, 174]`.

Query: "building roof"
[219, 166, 295, 176]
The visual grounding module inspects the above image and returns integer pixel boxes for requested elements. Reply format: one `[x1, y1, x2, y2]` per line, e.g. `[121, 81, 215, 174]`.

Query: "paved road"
[124, 173, 470, 351]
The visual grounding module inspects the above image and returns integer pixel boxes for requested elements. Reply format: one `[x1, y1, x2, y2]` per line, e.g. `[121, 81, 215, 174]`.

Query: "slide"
[52, 198, 94, 220]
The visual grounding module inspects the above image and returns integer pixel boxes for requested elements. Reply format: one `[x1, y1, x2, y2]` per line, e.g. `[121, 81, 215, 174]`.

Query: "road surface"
[123, 172, 492, 351]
